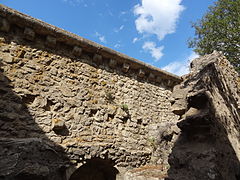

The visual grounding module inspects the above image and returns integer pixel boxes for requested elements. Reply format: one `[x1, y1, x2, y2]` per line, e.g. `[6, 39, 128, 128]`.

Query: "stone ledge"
[0, 4, 182, 87]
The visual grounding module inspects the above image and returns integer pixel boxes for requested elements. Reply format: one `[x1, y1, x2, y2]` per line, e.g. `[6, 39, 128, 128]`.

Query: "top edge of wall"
[0, 4, 182, 86]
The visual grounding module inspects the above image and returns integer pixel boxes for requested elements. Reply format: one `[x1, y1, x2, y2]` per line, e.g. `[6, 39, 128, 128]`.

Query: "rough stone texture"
[1, 4, 239, 180]
[169, 51, 240, 180]
[0, 4, 181, 85]
[0, 12, 179, 179]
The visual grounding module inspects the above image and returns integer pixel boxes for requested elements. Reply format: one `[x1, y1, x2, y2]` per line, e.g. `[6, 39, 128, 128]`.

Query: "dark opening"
[69, 158, 119, 180]
[188, 92, 208, 109]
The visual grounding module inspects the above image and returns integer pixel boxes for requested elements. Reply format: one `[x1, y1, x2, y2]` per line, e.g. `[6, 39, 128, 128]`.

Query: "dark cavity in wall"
[69, 158, 119, 180]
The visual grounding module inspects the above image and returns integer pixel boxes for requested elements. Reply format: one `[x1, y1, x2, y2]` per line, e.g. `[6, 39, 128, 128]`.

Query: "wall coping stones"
[0, 4, 182, 87]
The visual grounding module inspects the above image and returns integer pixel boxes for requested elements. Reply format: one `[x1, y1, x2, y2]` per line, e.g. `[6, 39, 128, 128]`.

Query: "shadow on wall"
[0, 60, 69, 179]
[0, 37, 120, 180]
[166, 87, 240, 180]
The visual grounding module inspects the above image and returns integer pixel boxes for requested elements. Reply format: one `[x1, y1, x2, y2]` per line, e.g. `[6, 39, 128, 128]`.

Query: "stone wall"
[0, 5, 181, 180]
[169, 51, 240, 180]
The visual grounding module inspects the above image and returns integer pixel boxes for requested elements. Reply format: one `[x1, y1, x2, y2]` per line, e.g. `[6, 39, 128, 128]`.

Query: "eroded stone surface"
[0, 27, 178, 179]
[168, 51, 240, 180]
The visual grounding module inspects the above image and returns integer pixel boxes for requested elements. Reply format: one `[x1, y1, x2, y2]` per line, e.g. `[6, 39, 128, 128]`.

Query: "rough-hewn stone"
[1, 4, 239, 180]
[0, 5, 179, 179]
[168, 51, 240, 180]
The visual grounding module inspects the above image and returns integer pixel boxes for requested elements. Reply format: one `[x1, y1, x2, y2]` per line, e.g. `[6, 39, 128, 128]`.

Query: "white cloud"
[119, 11, 127, 17]
[114, 25, 124, 33]
[188, 52, 199, 61]
[95, 32, 107, 43]
[132, 37, 139, 43]
[142, 41, 164, 61]
[99, 36, 106, 43]
[120, 11, 127, 15]
[134, 0, 185, 40]
[119, 25, 124, 31]
[162, 52, 199, 76]
[114, 44, 121, 48]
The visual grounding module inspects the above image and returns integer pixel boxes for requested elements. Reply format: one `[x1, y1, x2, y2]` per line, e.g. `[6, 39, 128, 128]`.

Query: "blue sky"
[1, 0, 216, 75]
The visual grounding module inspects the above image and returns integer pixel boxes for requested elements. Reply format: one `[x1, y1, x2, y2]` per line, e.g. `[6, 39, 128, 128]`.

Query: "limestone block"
[72, 46, 82, 56]
[184, 107, 201, 118]
[138, 69, 145, 78]
[31, 96, 47, 108]
[0, 53, 13, 64]
[0, 17, 10, 32]
[170, 85, 188, 116]
[122, 63, 130, 73]
[45, 35, 56, 47]
[24, 27, 35, 41]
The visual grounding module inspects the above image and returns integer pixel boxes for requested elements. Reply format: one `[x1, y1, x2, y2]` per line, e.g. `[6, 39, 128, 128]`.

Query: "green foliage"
[188, 0, 240, 72]
[121, 104, 128, 112]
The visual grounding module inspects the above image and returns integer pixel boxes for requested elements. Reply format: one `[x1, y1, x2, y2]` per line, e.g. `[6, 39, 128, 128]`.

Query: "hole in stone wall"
[188, 92, 208, 109]
[53, 124, 70, 136]
[89, 109, 98, 117]
[108, 114, 115, 120]
[21, 94, 37, 105]
[69, 158, 119, 180]
[43, 99, 54, 111]
[137, 119, 142, 125]
[121, 117, 128, 124]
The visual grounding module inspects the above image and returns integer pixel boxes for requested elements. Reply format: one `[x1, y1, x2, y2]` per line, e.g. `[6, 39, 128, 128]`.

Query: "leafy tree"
[188, 0, 240, 72]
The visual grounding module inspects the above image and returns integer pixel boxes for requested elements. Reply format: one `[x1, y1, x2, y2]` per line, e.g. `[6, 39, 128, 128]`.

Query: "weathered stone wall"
[1, 4, 239, 180]
[0, 5, 180, 180]
[168, 52, 240, 180]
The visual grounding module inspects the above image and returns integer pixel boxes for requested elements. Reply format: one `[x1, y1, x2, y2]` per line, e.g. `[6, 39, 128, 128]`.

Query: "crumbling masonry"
[0, 5, 239, 180]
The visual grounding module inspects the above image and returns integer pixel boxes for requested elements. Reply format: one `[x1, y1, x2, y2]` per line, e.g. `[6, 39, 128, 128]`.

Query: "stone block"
[156, 76, 162, 83]
[52, 118, 65, 131]
[167, 79, 173, 86]
[148, 73, 155, 80]
[0, 17, 10, 32]
[109, 59, 117, 68]
[72, 46, 82, 56]
[24, 27, 35, 41]
[122, 63, 130, 73]
[138, 69, 145, 78]
[0, 53, 13, 64]
[45, 35, 56, 47]
[93, 54, 102, 63]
